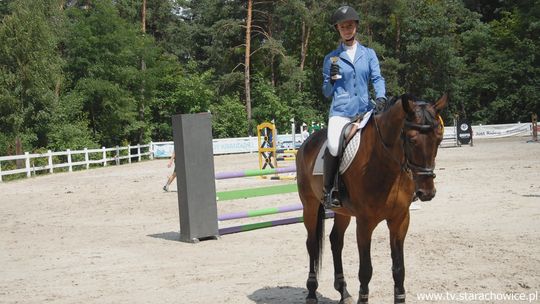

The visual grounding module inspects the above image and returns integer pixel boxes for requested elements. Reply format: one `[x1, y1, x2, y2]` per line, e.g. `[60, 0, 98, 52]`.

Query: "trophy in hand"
[330, 56, 342, 80]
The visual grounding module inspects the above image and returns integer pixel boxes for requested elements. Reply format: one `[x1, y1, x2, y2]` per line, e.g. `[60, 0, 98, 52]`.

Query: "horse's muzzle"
[416, 188, 436, 201]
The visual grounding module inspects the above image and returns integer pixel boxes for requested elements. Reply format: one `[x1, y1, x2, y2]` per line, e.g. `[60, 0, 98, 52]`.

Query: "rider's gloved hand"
[330, 63, 340, 84]
[375, 97, 387, 113]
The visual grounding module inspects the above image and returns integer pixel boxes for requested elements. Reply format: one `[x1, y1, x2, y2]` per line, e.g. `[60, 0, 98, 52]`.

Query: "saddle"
[313, 110, 372, 175]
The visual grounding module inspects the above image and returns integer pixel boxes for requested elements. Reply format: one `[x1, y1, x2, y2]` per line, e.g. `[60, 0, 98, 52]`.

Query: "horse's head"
[401, 94, 448, 201]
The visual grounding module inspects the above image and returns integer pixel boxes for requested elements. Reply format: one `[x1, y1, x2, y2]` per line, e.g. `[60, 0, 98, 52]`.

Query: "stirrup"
[323, 189, 340, 209]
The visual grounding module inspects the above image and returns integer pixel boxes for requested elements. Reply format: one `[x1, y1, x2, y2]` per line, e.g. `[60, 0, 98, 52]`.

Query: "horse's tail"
[297, 129, 327, 276]
[315, 201, 326, 274]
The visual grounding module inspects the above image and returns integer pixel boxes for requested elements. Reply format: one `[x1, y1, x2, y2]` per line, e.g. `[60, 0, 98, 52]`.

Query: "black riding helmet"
[331, 5, 360, 26]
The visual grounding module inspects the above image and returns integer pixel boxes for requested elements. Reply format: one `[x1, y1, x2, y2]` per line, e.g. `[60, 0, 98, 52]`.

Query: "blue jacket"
[322, 42, 386, 117]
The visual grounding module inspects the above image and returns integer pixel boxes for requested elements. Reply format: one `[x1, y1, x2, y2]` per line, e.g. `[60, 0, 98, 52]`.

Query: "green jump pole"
[216, 183, 298, 201]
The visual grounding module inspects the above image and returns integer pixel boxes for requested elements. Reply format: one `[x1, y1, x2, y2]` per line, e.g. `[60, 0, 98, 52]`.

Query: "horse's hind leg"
[387, 214, 410, 304]
[302, 197, 324, 304]
[330, 214, 354, 304]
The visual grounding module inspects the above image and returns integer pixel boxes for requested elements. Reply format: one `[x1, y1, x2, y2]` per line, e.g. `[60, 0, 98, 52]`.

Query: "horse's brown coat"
[296, 94, 448, 304]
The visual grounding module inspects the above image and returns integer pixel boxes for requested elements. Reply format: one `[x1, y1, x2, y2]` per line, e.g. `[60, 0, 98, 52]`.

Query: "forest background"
[0, 0, 538, 154]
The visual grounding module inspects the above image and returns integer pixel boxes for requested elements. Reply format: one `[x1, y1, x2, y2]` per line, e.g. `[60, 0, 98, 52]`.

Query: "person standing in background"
[301, 123, 310, 142]
[162, 150, 176, 192]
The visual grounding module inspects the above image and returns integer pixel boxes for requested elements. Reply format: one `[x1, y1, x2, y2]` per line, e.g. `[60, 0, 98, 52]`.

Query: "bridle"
[402, 119, 438, 178]
[374, 101, 440, 179]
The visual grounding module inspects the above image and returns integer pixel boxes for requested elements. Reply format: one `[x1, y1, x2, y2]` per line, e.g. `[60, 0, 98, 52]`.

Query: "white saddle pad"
[313, 111, 372, 175]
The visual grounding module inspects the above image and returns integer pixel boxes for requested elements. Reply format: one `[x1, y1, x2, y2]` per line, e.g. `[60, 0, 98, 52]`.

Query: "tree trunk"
[244, 0, 253, 135]
[268, 13, 276, 87]
[300, 21, 310, 72]
[15, 137, 23, 168]
[395, 16, 401, 54]
[299, 20, 311, 91]
[141, 0, 146, 33]
[139, 0, 147, 144]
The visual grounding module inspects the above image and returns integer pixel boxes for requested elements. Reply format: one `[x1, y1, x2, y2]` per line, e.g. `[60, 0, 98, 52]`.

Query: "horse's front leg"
[356, 219, 375, 304]
[330, 214, 353, 304]
[387, 213, 410, 304]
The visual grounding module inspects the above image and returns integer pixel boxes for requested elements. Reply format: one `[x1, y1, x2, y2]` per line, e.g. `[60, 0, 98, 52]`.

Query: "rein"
[373, 115, 409, 172]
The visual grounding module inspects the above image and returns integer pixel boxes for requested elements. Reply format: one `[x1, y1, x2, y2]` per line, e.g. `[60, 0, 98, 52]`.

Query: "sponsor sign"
[457, 120, 472, 145]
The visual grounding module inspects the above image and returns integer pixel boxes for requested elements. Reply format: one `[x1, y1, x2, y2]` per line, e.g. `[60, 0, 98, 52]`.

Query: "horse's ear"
[401, 94, 413, 114]
[435, 93, 448, 112]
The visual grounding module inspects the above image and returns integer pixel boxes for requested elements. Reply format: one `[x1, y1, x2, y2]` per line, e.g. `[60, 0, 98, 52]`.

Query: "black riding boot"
[322, 149, 340, 209]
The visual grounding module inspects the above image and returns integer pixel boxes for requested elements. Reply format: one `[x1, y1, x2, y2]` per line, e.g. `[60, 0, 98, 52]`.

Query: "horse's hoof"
[306, 298, 318, 304]
[357, 293, 369, 304]
[340, 296, 355, 304]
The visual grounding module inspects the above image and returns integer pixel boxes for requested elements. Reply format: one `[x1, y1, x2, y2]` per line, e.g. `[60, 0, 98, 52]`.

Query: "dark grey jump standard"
[172, 112, 219, 243]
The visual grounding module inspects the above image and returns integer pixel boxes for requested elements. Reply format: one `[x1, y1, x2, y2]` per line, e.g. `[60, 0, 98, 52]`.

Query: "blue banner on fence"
[153, 143, 174, 158]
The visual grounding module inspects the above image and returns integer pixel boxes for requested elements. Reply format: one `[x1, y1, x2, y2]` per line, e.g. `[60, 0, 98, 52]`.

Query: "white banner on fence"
[472, 122, 532, 138]
[212, 137, 258, 155]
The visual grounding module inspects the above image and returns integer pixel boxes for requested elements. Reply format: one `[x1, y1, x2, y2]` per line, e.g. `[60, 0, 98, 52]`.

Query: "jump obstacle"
[172, 113, 329, 242]
[213, 165, 334, 235]
[257, 122, 297, 180]
[440, 116, 460, 147]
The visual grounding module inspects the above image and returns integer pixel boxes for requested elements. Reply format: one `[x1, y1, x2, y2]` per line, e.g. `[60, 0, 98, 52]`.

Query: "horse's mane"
[387, 94, 437, 126]
[387, 95, 401, 106]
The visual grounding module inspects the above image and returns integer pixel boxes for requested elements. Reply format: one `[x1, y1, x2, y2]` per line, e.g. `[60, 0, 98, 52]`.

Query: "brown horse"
[296, 94, 448, 304]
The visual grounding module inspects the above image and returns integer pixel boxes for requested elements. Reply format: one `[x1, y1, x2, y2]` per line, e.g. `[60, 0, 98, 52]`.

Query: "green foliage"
[209, 94, 247, 138]
[0, 0, 63, 149]
[62, 0, 164, 146]
[150, 59, 216, 140]
[47, 92, 97, 150]
[0, 0, 10, 18]
[459, 3, 540, 123]
[0, 0, 538, 156]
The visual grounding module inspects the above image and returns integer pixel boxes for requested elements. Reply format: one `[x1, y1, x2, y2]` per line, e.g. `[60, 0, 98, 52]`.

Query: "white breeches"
[327, 116, 353, 156]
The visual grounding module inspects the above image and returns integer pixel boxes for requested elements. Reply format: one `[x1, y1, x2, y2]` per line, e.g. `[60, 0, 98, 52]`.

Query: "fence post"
[25, 152, 31, 178]
[532, 113, 538, 142]
[137, 144, 141, 162]
[84, 148, 89, 170]
[454, 115, 460, 147]
[67, 149, 73, 172]
[102, 147, 107, 167]
[127, 145, 131, 164]
[115, 146, 120, 165]
[0, 159, 3, 182]
[48, 150, 53, 173]
[149, 141, 154, 160]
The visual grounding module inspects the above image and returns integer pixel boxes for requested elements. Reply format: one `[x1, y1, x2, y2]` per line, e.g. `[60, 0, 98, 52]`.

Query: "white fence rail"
[1, 122, 534, 182]
[0, 144, 153, 182]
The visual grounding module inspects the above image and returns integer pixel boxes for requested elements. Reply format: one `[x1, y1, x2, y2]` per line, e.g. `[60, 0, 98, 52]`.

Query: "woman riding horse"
[296, 94, 448, 304]
[322, 5, 387, 209]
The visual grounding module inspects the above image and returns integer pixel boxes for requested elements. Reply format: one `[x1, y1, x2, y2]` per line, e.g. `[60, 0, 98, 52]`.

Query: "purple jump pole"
[215, 166, 296, 180]
[218, 211, 335, 235]
[218, 204, 303, 221]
